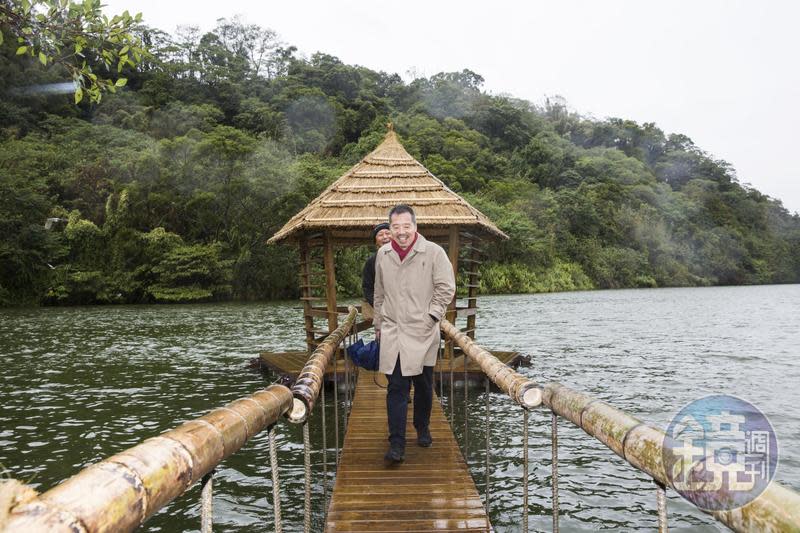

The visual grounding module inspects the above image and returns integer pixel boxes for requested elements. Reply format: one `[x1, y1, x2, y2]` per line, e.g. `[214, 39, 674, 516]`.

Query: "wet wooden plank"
[325, 371, 490, 532]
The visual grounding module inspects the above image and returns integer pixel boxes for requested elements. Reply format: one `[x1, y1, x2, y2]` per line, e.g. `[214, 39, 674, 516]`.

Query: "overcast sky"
[104, 0, 800, 214]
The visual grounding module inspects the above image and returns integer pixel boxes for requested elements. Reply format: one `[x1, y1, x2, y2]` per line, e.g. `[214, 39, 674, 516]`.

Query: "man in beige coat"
[373, 204, 456, 463]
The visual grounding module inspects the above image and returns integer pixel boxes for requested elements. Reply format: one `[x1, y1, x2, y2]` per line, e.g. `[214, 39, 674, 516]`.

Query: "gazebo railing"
[439, 320, 800, 533]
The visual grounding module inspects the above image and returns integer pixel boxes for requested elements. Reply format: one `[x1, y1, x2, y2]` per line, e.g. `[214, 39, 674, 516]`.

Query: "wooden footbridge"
[3, 129, 799, 532]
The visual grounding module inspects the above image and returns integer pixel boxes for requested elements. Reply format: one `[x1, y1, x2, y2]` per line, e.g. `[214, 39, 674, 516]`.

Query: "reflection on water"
[1, 285, 798, 531]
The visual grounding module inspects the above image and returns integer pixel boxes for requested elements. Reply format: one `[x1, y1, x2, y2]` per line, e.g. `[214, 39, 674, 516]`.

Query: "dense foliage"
[2, 16, 799, 306]
[1, 0, 146, 103]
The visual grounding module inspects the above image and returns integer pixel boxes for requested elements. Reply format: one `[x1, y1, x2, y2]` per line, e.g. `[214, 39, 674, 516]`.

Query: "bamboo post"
[4, 384, 293, 532]
[440, 320, 542, 408]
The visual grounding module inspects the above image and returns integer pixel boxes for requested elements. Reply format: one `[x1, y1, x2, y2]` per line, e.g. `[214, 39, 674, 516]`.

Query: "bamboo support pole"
[287, 306, 358, 424]
[440, 319, 542, 408]
[541, 382, 800, 533]
[3, 384, 293, 533]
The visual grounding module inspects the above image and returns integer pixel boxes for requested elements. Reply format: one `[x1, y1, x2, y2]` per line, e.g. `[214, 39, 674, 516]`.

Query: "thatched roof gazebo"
[269, 128, 505, 244]
[268, 126, 508, 356]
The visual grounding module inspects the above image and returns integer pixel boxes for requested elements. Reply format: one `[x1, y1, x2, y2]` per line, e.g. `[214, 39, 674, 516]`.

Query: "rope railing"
[2, 383, 293, 533]
[440, 319, 542, 532]
[284, 305, 358, 533]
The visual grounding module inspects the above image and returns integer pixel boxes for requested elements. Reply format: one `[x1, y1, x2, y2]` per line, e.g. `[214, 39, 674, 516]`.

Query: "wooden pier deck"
[325, 370, 491, 532]
[260, 349, 525, 383]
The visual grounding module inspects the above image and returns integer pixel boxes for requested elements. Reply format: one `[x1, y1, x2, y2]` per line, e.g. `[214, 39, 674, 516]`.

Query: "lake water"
[1, 285, 798, 531]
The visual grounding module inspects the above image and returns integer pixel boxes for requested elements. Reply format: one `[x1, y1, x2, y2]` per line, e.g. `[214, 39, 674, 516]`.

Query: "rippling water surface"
[2, 285, 798, 531]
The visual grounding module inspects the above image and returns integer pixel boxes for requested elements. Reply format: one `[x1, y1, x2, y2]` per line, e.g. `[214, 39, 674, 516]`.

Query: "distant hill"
[2, 18, 798, 306]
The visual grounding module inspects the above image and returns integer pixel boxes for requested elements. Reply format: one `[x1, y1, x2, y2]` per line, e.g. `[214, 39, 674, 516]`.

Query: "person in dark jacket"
[362, 222, 391, 320]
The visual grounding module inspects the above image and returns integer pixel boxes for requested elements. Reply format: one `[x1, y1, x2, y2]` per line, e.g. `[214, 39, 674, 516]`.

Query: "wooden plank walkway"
[325, 370, 491, 532]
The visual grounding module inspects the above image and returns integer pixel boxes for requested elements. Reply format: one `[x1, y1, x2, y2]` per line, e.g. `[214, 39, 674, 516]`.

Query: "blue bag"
[346, 338, 379, 371]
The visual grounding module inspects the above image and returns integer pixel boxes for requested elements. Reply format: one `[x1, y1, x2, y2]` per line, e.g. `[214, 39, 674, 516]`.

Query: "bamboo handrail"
[440, 319, 542, 408]
[542, 382, 800, 532]
[287, 306, 358, 424]
[438, 322, 800, 531]
[3, 384, 293, 533]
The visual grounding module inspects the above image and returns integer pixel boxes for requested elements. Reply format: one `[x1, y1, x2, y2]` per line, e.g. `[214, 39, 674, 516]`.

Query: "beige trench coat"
[373, 234, 456, 376]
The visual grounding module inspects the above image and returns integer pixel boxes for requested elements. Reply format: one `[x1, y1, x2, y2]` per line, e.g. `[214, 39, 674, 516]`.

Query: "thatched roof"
[268, 129, 507, 244]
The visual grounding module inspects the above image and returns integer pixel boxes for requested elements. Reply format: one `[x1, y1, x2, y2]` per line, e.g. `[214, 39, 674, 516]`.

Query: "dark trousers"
[386, 354, 433, 449]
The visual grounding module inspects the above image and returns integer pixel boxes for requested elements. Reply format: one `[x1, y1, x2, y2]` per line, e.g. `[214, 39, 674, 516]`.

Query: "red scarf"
[391, 232, 418, 262]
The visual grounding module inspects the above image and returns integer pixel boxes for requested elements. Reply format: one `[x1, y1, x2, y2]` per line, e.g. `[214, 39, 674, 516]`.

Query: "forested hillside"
[2, 17, 799, 306]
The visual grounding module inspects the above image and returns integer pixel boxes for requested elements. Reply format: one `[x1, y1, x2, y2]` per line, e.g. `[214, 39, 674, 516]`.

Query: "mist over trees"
[2, 15, 799, 306]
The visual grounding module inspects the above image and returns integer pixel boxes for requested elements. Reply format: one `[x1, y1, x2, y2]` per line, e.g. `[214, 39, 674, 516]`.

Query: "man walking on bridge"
[373, 204, 456, 464]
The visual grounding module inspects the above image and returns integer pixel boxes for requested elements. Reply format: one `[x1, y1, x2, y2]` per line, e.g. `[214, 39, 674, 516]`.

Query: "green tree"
[0, 0, 148, 103]
[149, 243, 233, 302]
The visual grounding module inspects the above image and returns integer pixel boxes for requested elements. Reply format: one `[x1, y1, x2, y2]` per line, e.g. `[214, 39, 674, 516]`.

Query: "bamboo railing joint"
[440, 319, 542, 408]
[541, 381, 800, 532]
[3, 384, 294, 532]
